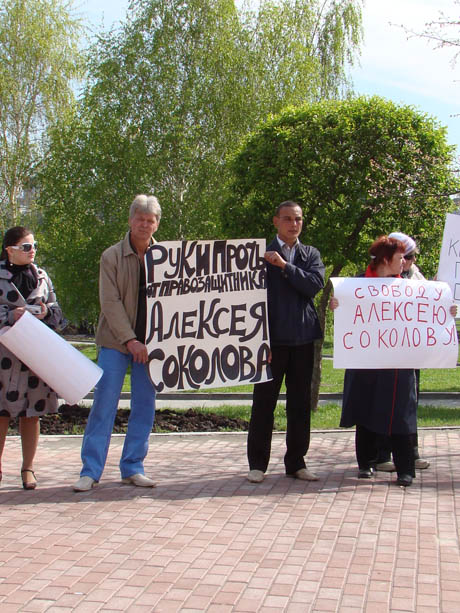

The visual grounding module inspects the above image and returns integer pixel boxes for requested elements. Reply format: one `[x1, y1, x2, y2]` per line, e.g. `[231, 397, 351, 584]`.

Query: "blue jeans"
[80, 347, 156, 481]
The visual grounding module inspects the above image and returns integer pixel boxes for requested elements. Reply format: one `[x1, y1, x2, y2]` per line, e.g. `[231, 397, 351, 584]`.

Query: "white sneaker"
[247, 469, 265, 483]
[415, 458, 430, 469]
[375, 461, 396, 472]
[290, 468, 319, 481]
[73, 476, 98, 492]
[121, 473, 156, 487]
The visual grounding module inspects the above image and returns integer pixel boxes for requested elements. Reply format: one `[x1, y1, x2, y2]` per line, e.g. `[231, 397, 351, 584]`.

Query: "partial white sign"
[331, 277, 457, 369]
[438, 212, 460, 306]
[145, 239, 271, 391]
[0, 311, 103, 404]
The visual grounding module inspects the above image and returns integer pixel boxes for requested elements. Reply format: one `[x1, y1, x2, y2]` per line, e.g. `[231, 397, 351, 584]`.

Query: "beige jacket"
[95, 231, 155, 353]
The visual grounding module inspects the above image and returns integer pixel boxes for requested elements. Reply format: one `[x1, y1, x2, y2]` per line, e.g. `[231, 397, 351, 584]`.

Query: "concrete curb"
[80, 391, 460, 402]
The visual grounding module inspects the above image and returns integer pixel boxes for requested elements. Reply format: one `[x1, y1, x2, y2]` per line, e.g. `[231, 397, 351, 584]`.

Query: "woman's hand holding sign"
[329, 297, 339, 310]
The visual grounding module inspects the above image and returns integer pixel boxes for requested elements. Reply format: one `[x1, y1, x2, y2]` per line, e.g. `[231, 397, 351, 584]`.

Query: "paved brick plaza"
[0, 429, 459, 612]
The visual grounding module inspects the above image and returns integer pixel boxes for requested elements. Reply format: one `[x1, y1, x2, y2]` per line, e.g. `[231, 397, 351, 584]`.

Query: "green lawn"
[75, 344, 460, 394]
[320, 360, 460, 394]
[74, 343, 460, 430]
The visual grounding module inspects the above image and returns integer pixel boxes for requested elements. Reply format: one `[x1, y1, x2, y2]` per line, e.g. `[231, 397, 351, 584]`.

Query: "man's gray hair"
[129, 194, 162, 220]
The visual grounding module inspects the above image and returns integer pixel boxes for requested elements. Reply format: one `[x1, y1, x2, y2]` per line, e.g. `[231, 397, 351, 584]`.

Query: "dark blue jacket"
[266, 237, 325, 346]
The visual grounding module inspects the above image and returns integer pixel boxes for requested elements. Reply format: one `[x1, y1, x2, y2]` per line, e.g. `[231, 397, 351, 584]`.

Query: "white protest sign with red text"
[331, 277, 457, 369]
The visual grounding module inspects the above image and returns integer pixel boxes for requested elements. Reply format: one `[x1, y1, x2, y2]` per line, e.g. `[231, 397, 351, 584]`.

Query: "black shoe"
[21, 469, 37, 490]
[396, 474, 412, 487]
[358, 468, 374, 479]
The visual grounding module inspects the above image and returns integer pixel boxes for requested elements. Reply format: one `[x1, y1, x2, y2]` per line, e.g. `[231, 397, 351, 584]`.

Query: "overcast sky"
[79, 0, 460, 149]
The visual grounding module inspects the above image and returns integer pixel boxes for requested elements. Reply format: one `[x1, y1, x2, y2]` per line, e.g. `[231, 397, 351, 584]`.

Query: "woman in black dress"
[330, 236, 417, 486]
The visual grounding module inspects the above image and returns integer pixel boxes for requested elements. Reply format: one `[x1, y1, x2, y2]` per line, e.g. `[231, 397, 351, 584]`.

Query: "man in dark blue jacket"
[247, 201, 325, 483]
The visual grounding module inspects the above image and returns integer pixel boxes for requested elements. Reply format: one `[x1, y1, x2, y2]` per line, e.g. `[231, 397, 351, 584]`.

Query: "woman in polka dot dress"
[0, 226, 64, 490]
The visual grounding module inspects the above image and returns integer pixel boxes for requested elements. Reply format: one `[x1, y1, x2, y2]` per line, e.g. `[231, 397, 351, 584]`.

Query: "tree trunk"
[311, 281, 332, 410]
[311, 264, 344, 410]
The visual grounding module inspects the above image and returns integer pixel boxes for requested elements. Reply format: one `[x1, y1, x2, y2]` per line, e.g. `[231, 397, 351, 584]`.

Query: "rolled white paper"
[0, 311, 103, 404]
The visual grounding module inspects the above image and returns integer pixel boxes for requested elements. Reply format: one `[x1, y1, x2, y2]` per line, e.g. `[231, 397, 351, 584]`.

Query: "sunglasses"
[9, 242, 38, 253]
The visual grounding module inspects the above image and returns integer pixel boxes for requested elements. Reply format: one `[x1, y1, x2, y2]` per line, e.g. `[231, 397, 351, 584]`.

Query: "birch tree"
[0, 0, 83, 225]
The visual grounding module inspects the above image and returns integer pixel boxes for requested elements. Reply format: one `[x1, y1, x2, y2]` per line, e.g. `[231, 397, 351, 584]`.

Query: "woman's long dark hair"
[1, 226, 32, 260]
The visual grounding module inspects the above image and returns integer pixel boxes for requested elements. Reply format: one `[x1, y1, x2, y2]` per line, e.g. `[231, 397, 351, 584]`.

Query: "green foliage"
[224, 96, 459, 274]
[38, 0, 363, 325]
[223, 96, 460, 406]
[0, 0, 84, 226]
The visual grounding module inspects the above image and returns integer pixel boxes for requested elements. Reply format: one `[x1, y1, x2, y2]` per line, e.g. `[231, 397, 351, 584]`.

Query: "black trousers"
[247, 343, 314, 475]
[376, 369, 421, 463]
[376, 432, 420, 462]
[356, 425, 415, 477]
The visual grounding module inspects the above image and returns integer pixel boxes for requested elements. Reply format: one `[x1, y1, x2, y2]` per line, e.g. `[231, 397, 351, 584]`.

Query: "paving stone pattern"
[0, 429, 459, 612]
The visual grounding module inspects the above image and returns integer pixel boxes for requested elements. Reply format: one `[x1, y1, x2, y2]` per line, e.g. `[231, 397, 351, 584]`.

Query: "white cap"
[388, 232, 417, 256]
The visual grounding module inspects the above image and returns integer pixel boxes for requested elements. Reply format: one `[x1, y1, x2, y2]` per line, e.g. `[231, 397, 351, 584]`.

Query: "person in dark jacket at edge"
[247, 200, 325, 484]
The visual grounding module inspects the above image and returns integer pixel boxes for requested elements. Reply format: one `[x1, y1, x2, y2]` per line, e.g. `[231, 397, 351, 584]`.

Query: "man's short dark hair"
[275, 201, 301, 216]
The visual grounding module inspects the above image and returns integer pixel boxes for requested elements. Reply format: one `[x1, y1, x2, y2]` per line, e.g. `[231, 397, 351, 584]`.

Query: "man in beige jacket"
[74, 195, 160, 492]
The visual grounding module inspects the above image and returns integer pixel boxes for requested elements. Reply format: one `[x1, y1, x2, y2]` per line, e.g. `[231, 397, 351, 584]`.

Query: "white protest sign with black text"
[437, 212, 460, 305]
[145, 239, 271, 391]
[331, 277, 457, 369]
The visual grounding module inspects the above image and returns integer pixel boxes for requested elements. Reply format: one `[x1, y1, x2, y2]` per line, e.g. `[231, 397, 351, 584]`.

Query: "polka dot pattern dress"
[0, 261, 64, 419]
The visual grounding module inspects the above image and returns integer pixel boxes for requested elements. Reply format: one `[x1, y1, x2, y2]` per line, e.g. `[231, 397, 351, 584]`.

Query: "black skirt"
[340, 368, 417, 435]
